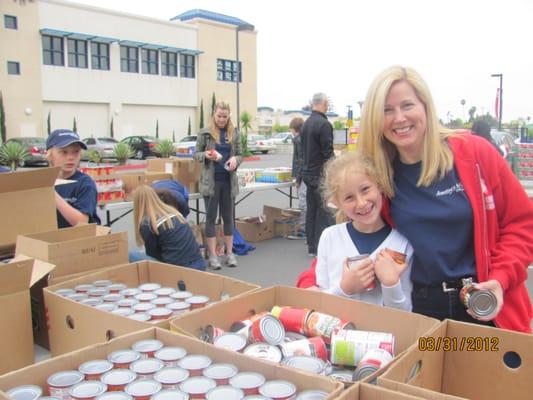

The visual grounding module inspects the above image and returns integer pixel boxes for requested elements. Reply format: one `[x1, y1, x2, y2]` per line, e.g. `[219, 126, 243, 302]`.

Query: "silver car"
[5, 137, 48, 166]
[82, 137, 118, 160]
[248, 134, 276, 154]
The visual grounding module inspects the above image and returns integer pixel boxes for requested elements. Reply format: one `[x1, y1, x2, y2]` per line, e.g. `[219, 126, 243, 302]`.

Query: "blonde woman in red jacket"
[356, 66, 533, 333]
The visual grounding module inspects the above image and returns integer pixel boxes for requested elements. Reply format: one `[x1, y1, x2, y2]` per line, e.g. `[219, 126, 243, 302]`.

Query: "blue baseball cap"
[46, 129, 87, 150]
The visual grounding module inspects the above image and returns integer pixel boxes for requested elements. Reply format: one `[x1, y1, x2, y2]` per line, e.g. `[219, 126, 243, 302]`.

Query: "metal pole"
[235, 27, 240, 131]
[498, 74, 503, 130]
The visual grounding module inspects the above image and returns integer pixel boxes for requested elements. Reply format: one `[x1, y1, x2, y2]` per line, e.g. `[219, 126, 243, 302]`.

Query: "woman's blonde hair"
[133, 185, 185, 246]
[322, 151, 380, 223]
[358, 65, 456, 198]
[209, 101, 235, 143]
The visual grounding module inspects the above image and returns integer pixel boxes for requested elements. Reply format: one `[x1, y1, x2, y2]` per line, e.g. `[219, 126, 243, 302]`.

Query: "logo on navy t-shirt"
[436, 182, 464, 197]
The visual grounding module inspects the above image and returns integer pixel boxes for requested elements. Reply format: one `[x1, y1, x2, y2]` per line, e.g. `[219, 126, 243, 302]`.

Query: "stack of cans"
[6, 338, 329, 400]
[54, 281, 212, 323]
[200, 306, 396, 382]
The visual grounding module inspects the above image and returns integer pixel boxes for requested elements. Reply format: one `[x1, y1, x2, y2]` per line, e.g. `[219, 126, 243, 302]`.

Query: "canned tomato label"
[229, 372, 265, 396]
[459, 278, 497, 318]
[200, 324, 225, 343]
[130, 359, 165, 379]
[279, 336, 328, 361]
[108, 349, 141, 368]
[304, 311, 355, 343]
[138, 283, 162, 292]
[170, 291, 192, 301]
[250, 315, 285, 345]
[135, 293, 158, 303]
[125, 379, 162, 400]
[206, 385, 244, 400]
[282, 355, 327, 375]
[132, 302, 156, 313]
[47, 370, 84, 400]
[202, 363, 238, 385]
[270, 306, 310, 334]
[330, 329, 395, 367]
[346, 255, 375, 290]
[243, 343, 283, 363]
[258, 380, 296, 400]
[96, 392, 133, 400]
[177, 354, 212, 376]
[154, 347, 187, 366]
[154, 367, 190, 389]
[112, 308, 135, 317]
[101, 369, 137, 391]
[108, 283, 127, 293]
[6, 385, 42, 400]
[147, 307, 173, 321]
[151, 297, 173, 307]
[167, 301, 191, 315]
[78, 359, 113, 380]
[154, 287, 176, 297]
[120, 288, 141, 298]
[213, 333, 247, 352]
[69, 381, 107, 400]
[178, 377, 216, 398]
[185, 295, 210, 310]
[151, 389, 188, 400]
[295, 390, 329, 400]
[352, 348, 393, 381]
[93, 280, 113, 288]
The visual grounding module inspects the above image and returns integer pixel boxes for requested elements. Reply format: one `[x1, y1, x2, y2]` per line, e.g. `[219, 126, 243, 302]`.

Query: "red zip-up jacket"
[382, 134, 533, 332]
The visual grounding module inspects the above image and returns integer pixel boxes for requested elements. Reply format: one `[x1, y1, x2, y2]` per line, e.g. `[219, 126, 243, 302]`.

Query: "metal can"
[103, 294, 124, 303]
[135, 293, 158, 303]
[202, 363, 238, 385]
[130, 359, 165, 380]
[88, 288, 110, 297]
[213, 333, 247, 353]
[108, 349, 141, 369]
[117, 298, 139, 308]
[330, 329, 395, 367]
[120, 288, 141, 298]
[125, 379, 162, 400]
[69, 381, 107, 400]
[75, 284, 95, 293]
[295, 390, 329, 400]
[151, 389, 188, 400]
[100, 369, 137, 391]
[131, 339, 164, 359]
[200, 324, 225, 343]
[242, 396, 270, 400]
[243, 343, 283, 363]
[282, 332, 307, 343]
[154, 287, 176, 297]
[112, 308, 135, 318]
[93, 280, 113, 288]
[352, 348, 393, 381]
[80, 298, 104, 307]
[270, 306, 311, 334]
[6, 385, 42, 400]
[95, 392, 132, 400]
[95, 303, 118, 312]
[154, 367, 190, 389]
[327, 367, 354, 382]
[154, 347, 188, 367]
[178, 377, 216, 399]
[138, 283, 162, 292]
[229, 372, 266, 396]
[258, 380, 296, 400]
[78, 359, 113, 380]
[67, 293, 89, 302]
[206, 386, 244, 400]
[167, 301, 191, 316]
[147, 307, 173, 321]
[459, 278, 498, 319]
[278, 336, 328, 361]
[282, 355, 328, 375]
[47, 370, 84, 400]
[128, 313, 151, 322]
[383, 248, 407, 265]
[249, 315, 285, 345]
[108, 283, 127, 293]
[170, 291, 192, 301]
[151, 297, 174, 308]
[55, 288, 76, 297]
[346, 255, 375, 290]
[132, 302, 156, 313]
[177, 354, 212, 377]
[304, 311, 355, 343]
[185, 295, 210, 310]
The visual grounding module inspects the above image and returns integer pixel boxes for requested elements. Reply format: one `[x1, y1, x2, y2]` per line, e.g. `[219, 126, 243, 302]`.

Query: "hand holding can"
[341, 255, 376, 293]
[374, 248, 407, 287]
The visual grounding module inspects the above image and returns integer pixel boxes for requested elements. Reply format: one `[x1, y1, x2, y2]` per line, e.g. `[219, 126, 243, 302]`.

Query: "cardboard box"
[379, 319, 533, 400]
[0, 258, 54, 375]
[170, 286, 439, 382]
[120, 171, 172, 199]
[235, 205, 285, 242]
[16, 224, 129, 348]
[44, 260, 260, 356]
[0, 167, 60, 257]
[337, 382, 435, 400]
[0, 328, 343, 400]
[147, 158, 202, 193]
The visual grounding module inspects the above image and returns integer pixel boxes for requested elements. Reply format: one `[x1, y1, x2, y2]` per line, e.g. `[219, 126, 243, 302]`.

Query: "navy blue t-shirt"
[55, 170, 100, 228]
[151, 179, 190, 217]
[346, 222, 392, 255]
[214, 129, 231, 182]
[390, 159, 476, 285]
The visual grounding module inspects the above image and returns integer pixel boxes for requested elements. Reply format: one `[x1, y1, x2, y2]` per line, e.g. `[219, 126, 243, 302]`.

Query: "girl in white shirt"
[315, 152, 413, 311]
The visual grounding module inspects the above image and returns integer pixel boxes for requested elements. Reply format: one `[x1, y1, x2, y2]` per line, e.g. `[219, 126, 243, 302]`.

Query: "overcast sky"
[71, 0, 532, 122]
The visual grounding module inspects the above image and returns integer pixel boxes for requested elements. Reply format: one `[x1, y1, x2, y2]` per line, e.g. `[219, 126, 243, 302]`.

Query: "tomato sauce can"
[125, 379, 162, 400]
[130, 359, 165, 380]
[258, 380, 296, 400]
[132, 302, 156, 313]
[154, 287, 176, 297]
[154, 347, 188, 367]
[134, 293, 157, 303]
[69, 381, 107, 400]
[117, 299, 139, 308]
[108, 283, 127, 294]
[346, 255, 375, 290]
[330, 329, 395, 367]
[170, 291, 192, 301]
[270, 306, 310, 334]
[147, 307, 173, 321]
[282, 355, 328, 375]
[202, 363, 238, 385]
[108, 349, 141, 369]
[88, 288, 110, 297]
[304, 311, 355, 343]
[243, 343, 283, 363]
[459, 278, 498, 319]
[6, 385, 42, 400]
[103, 294, 124, 303]
[249, 315, 285, 345]
[213, 333, 248, 352]
[178, 377, 216, 399]
[95, 303, 118, 312]
[177, 354, 212, 377]
[295, 390, 329, 399]
[229, 372, 266, 396]
[80, 298, 104, 307]
[75, 284, 95, 293]
[93, 280, 113, 288]
[200, 324, 225, 343]
[352, 348, 393, 381]
[131, 339, 164, 359]
[78, 359, 113, 380]
[112, 308, 135, 318]
[206, 386, 244, 400]
[95, 392, 132, 400]
[138, 283, 161, 292]
[47, 370, 84, 400]
[120, 288, 141, 298]
[167, 301, 191, 316]
[100, 369, 137, 391]
[128, 313, 151, 322]
[185, 295, 210, 310]
[150, 389, 188, 400]
[279, 336, 328, 361]
[151, 297, 173, 308]
[154, 367, 190, 389]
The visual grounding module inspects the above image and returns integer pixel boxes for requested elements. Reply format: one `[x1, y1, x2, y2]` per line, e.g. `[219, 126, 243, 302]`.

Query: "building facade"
[256, 107, 342, 134]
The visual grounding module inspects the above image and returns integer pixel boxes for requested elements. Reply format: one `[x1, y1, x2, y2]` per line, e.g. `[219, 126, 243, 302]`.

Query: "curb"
[244, 155, 261, 161]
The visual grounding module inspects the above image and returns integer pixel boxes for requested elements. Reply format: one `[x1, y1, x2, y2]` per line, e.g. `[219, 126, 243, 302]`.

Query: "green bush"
[155, 139, 176, 158]
[113, 142, 134, 165]
[0, 141, 29, 171]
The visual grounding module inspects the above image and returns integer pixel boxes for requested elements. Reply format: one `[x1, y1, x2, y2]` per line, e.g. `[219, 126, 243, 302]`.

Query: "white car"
[247, 134, 276, 154]
[270, 131, 294, 144]
[174, 135, 197, 155]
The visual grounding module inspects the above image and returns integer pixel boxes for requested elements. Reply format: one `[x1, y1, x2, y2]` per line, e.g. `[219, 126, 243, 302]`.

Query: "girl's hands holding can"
[206, 149, 222, 161]
[374, 249, 407, 287]
[340, 257, 375, 295]
[467, 279, 503, 321]
[226, 156, 238, 171]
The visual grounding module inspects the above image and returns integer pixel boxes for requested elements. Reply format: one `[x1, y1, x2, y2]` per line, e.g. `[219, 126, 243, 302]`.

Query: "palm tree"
[240, 111, 252, 135]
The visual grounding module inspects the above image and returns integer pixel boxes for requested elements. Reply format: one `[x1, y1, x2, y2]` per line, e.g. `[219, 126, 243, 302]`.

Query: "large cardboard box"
[0, 167, 59, 257]
[235, 205, 285, 242]
[0, 258, 54, 375]
[120, 171, 172, 200]
[147, 158, 202, 193]
[170, 286, 439, 382]
[16, 224, 129, 348]
[44, 260, 260, 356]
[379, 319, 533, 400]
[0, 328, 343, 400]
[337, 382, 433, 400]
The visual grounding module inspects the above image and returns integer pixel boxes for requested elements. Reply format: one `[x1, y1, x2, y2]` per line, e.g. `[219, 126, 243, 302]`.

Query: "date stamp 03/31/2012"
[418, 336, 500, 352]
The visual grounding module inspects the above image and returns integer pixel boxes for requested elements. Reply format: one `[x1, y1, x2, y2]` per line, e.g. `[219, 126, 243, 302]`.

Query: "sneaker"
[226, 253, 238, 268]
[208, 255, 222, 270]
[287, 231, 306, 240]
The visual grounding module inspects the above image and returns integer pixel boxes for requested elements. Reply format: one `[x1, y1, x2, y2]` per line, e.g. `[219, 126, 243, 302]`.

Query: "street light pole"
[235, 23, 254, 131]
[491, 73, 503, 130]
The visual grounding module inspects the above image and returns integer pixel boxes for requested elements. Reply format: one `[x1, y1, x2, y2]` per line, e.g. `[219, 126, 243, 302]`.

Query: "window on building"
[91, 42, 110, 70]
[67, 38, 87, 68]
[42, 35, 64, 66]
[7, 61, 20, 75]
[4, 15, 17, 29]
[180, 54, 195, 78]
[216, 58, 241, 82]
[120, 45, 138, 73]
[141, 48, 158, 75]
[161, 51, 177, 77]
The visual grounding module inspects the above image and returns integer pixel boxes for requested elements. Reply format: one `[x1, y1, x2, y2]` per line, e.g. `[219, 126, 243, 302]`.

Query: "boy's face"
[48, 144, 82, 177]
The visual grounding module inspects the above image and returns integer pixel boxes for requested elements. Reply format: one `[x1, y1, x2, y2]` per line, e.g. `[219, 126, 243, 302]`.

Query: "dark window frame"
[7, 61, 20, 75]
[141, 48, 158, 75]
[4, 15, 17, 30]
[120, 45, 139, 73]
[42, 35, 64, 66]
[90, 42, 110, 71]
[161, 51, 177, 77]
[180, 54, 195, 79]
[216, 58, 241, 82]
[67, 38, 88, 69]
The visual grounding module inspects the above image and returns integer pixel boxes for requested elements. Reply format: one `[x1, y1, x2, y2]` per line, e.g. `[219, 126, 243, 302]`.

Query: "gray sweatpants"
[204, 181, 234, 237]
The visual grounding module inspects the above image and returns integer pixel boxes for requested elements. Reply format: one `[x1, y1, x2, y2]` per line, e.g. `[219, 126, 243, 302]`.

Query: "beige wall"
[0, 0, 43, 139]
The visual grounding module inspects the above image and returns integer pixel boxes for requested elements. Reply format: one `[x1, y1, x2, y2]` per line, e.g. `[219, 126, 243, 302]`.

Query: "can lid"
[55, 289, 76, 297]
[93, 280, 113, 287]
[47, 370, 84, 387]
[178, 377, 216, 395]
[74, 284, 95, 292]
[6, 385, 42, 400]
[69, 381, 107, 399]
[95, 392, 132, 400]
[258, 315, 285, 345]
[295, 390, 329, 400]
[327, 368, 353, 382]
[132, 339, 164, 353]
[244, 343, 282, 363]
[206, 385, 244, 400]
[138, 283, 162, 292]
[241, 396, 269, 400]
[117, 299, 139, 308]
[101, 369, 137, 386]
[120, 288, 141, 297]
[67, 293, 89, 302]
[177, 354, 212, 371]
[469, 290, 498, 317]
[108, 283, 127, 292]
[78, 359, 113, 375]
[124, 380, 162, 397]
[147, 307, 173, 318]
[154, 346, 187, 362]
[282, 356, 325, 374]
[103, 294, 124, 303]
[167, 301, 191, 312]
[151, 389, 188, 400]
[108, 349, 141, 364]
[353, 364, 378, 381]
[135, 293, 158, 302]
[95, 303, 117, 312]
[112, 307, 135, 317]
[80, 298, 103, 307]
[132, 302, 156, 312]
[151, 297, 173, 306]
[229, 372, 266, 389]
[185, 295, 209, 305]
[213, 333, 247, 352]
[202, 363, 238, 380]
[154, 368, 190, 385]
[88, 288, 110, 297]
[170, 291, 192, 300]
[130, 359, 165, 374]
[128, 312, 151, 322]
[283, 332, 307, 342]
[259, 380, 296, 398]
[154, 287, 176, 297]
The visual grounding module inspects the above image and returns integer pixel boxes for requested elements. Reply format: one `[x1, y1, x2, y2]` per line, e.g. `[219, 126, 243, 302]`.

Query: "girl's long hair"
[208, 101, 235, 143]
[133, 185, 185, 246]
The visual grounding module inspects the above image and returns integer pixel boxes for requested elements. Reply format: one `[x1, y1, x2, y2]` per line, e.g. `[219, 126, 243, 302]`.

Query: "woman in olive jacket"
[194, 101, 242, 270]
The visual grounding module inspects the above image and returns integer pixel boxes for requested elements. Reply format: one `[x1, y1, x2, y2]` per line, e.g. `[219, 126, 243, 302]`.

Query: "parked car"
[120, 135, 160, 159]
[491, 130, 517, 160]
[174, 135, 197, 155]
[81, 137, 118, 160]
[247, 134, 276, 154]
[270, 131, 294, 144]
[5, 137, 48, 166]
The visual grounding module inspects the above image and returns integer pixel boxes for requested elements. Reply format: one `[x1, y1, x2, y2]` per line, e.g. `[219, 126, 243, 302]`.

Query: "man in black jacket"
[301, 93, 334, 255]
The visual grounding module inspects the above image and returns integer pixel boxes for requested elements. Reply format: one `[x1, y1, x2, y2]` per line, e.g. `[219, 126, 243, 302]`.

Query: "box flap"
[11, 255, 56, 287]
[0, 259, 33, 295]
[0, 167, 59, 193]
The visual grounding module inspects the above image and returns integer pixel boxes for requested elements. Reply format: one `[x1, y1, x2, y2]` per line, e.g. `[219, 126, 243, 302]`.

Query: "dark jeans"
[204, 181, 234, 237]
[412, 284, 495, 327]
[303, 179, 333, 254]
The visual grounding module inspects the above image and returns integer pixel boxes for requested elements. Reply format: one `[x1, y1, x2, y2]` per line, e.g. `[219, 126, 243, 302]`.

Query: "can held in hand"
[346, 255, 375, 290]
[270, 306, 311, 334]
[304, 311, 355, 344]
[459, 278, 498, 319]
[330, 329, 394, 367]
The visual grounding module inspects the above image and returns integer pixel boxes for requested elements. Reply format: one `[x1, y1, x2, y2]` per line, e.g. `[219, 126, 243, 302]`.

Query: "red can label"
[270, 306, 310, 334]
[279, 336, 328, 361]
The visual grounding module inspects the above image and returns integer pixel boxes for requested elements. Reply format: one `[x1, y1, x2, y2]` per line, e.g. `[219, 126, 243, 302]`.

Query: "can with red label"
[278, 336, 328, 361]
[80, 298, 103, 307]
[125, 379, 162, 400]
[243, 343, 283, 363]
[101, 369, 137, 391]
[131, 339, 164, 359]
[6, 385, 42, 400]
[120, 288, 141, 298]
[352, 348, 393, 381]
[69, 381, 107, 400]
[179, 376, 216, 399]
[108, 283, 127, 293]
[95, 303, 117, 312]
[213, 333, 247, 352]
[346, 255, 375, 290]
[93, 280, 112, 288]
[130, 359, 165, 380]
[147, 307, 173, 321]
[154, 287, 176, 297]
[154, 368, 190, 389]
[132, 302, 155, 313]
[170, 291, 192, 301]
[56, 288, 76, 297]
[88, 288, 110, 297]
[103, 294, 124, 303]
[200, 324, 225, 343]
[75, 284, 94, 293]
[229, 372, 266, 396]
[249, 315, 285, 345]
[270, 306, 311, 334]
[304, 311, 355, 343]
[78, 359, 113, 380]
[117, 298, 139, 308]
[177, 354, 212, 377]
[185, 295, 210, 310]
[96, 392, 132, 400]
[154, 347, 187, 367]
[138, 283, 161, 292]
[330, 329, 395, 367]
[108, 349, 141, 369]
[135, 293, 157, 303]
[282, 355, 328, 375]
[151, 297, 173, 308]
[112, 308, 135, 318]
[151, 389, 188, 400]
[206, 386, 244, 400]
[202, 363, 238, 385]
[295, 390, 329, 399]
[47, 370, 84, 400]
[259, 380, 296, 400]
